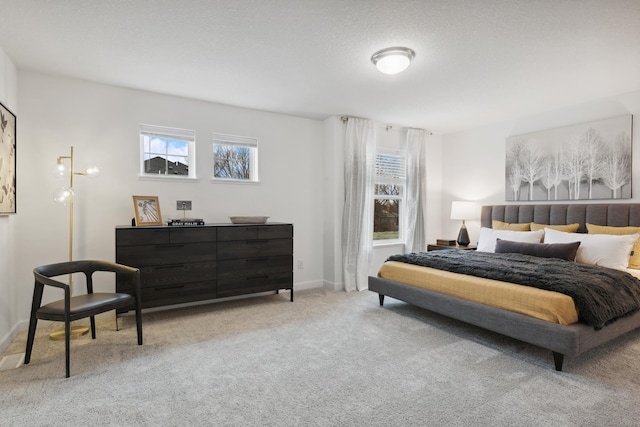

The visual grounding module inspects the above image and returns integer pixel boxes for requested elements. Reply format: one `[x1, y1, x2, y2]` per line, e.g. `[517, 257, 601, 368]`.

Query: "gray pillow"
[495, 238, 580, 261]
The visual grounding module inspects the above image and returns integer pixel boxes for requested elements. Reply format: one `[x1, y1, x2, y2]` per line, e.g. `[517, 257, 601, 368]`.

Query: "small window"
[139, 124, 196, 179]
[212, 133, 259, 182]
[374, 149, 406, 242]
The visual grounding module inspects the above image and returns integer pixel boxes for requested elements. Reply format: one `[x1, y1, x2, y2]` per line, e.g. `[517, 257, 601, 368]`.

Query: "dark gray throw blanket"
[387, 251, 640, 329]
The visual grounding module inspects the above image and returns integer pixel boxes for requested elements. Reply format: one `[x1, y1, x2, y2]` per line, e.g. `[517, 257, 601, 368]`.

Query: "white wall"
[441, 91, 640, 244]
[0, 46, 18, 353]
[13, 71, 325, 324]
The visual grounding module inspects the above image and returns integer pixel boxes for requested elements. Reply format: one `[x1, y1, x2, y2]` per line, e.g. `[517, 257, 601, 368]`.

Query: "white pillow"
[476, 227, 544, 252]
[543, 227, 639, 270]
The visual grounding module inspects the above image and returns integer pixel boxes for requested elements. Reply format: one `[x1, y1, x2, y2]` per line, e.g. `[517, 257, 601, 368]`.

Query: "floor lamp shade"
[451, 201, 479, 246]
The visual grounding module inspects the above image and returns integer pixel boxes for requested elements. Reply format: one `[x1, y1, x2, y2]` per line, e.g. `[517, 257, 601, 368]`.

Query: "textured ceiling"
[0, 0, 639, 134]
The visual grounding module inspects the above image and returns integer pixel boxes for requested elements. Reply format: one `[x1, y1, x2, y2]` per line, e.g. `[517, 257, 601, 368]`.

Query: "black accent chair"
[25, 260, 143, 378]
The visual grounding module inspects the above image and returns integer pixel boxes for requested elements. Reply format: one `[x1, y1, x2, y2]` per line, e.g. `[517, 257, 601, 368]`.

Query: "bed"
[368, 203, 640, 371]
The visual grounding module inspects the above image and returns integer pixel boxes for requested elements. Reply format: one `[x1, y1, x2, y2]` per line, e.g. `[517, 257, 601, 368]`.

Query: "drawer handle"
[246, 240, 267, 245]
[154, 264, 185, 271]
[154, 284, 185, 291]
[155, 244, 185, 249]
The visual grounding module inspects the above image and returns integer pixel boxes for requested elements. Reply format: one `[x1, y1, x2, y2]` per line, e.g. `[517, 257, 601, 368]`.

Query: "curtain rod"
[340, 115, 432, 135]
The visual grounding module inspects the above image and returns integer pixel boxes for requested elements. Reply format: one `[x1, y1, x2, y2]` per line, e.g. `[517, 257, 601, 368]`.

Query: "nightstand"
[427, 244, 477, 251]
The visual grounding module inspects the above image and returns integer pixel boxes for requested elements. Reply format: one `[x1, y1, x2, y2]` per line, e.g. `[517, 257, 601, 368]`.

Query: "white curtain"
[405, 129, 427, 253]
[342, 118, 376, 291]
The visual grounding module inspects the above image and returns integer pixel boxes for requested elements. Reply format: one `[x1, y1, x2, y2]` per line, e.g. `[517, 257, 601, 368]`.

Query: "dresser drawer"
[169, 227, 217, 243]
[217, 224, 293, 241]
[217, 239, 292, 260]
[216, 226, 258, 241]
[138, 262, 217, 287]
[117, 227, 217, 246]
[256, 224, 293, 239]
[117, 279, 217, 311]
[140, 280, 217, 308]
[217, 256, 291, 279]
[217, 271, 292, 298]
[117, 241, 217, 266]
[116, 228, 169, 246]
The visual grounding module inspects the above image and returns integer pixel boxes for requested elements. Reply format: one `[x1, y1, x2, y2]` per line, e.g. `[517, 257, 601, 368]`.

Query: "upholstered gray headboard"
[481, 204, 640, 233]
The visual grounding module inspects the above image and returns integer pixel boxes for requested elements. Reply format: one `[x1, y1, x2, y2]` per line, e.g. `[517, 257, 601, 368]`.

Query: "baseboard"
[294, 280, 325, 291]
[0, 320, 28, 355]
[0, 352, 24, 371]
[322, 280, 343, 291]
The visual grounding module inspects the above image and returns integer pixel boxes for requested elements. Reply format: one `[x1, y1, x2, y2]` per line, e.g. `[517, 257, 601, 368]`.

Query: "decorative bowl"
[229, 216, 269, 224]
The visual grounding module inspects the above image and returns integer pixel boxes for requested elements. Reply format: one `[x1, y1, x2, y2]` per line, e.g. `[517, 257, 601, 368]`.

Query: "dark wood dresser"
[115, 223, 293, 313]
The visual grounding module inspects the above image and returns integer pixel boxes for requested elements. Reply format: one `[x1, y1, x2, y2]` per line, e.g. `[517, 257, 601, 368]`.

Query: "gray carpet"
[1, 288, 640, 426]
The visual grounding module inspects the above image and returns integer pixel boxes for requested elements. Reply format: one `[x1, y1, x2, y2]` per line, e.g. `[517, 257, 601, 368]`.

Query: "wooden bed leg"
[378, 294, 385, 306]
[552, 352, 564, 371]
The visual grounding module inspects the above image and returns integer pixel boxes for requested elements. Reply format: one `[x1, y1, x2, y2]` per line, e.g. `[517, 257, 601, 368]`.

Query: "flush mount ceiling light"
[371, 46, 416, 75]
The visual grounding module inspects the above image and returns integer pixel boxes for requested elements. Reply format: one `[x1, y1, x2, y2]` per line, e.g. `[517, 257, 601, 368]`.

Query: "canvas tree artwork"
[505, 115, 633, 201]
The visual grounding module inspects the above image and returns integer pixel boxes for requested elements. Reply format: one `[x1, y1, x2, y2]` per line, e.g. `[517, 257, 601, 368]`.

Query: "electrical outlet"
[298, 260, 304, 269]
[176, 200, 192, 210]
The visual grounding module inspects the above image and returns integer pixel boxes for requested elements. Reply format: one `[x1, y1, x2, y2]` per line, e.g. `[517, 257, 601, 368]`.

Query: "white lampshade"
[371, 47, 415, 75]
[450, 201, 479, 220]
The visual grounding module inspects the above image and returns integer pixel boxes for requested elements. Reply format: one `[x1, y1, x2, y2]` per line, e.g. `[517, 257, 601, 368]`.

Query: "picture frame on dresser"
[132, 195, 163, 226]
[0, 101, 17, 215]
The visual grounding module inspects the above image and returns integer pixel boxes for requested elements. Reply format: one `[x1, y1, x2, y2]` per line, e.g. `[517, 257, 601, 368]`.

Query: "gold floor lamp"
[49, 146, 100, 340]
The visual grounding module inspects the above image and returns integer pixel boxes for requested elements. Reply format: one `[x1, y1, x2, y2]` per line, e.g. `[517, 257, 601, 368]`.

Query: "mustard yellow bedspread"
[378, 261, 579, 325]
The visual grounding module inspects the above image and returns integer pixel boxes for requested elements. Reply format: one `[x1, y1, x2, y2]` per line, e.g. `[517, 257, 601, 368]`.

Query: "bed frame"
[369, 203, 640, 371]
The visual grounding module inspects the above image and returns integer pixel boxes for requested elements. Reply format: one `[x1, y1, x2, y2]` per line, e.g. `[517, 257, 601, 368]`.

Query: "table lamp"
[450, 201, 479, 246]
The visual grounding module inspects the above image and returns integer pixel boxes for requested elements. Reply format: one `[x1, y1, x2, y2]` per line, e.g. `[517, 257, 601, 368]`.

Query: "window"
[139, 124, 196, 179]
[212, 133, 259, 182]
[374, 149, 406, 242]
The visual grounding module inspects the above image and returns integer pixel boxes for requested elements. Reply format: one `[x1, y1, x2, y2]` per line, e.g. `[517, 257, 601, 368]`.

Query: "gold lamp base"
[49, 326, 90, 341]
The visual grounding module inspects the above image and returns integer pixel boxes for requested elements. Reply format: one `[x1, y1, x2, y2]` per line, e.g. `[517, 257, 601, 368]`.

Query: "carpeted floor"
[1, 288, 640, 426]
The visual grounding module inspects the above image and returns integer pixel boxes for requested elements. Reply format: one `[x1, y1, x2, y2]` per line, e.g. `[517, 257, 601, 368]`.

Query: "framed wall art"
[0, 101, 16, 214]
[505, 115, 633, 201]
[132, 195, 163, 226]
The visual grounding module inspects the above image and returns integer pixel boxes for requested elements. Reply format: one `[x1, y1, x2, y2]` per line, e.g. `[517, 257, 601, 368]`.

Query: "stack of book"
[168, 218, 205, 226]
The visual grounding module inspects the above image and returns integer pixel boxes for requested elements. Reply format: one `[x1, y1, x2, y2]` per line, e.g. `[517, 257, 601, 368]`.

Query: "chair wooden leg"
[25, 283, 44, 365]
[135, 301, 143, 345]
[24, 316, 38, 365]
[65, 320, 71, 378]
[90, 316, 97, 339]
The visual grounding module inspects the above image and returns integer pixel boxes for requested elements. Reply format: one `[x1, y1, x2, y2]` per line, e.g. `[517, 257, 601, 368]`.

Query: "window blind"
[375, 150, 406, 182]
[140, 124, 195, 142]
[213, 133, 258, 147]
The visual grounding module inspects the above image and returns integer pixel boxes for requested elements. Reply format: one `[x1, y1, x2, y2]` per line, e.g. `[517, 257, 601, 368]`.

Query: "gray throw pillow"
[495, 238, 580, 261]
